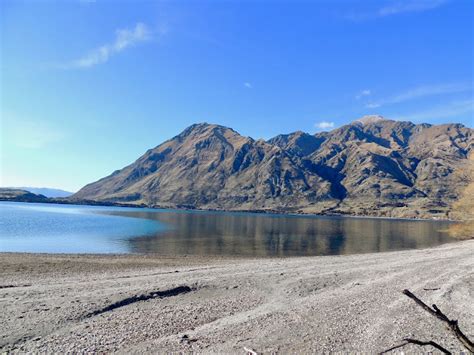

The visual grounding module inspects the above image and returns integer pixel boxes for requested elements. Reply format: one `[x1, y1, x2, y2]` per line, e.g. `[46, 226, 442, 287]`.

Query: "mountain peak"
[178, 122, 237, 138]
[182, 122, 217, 132]
[354, 115, 386, 125]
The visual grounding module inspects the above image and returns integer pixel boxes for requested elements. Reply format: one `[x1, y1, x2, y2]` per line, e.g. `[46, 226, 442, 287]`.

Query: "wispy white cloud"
[365, 82, 471, 108]
[244, 82, 253, 89]
[378, 0, 448, 16]
[347, 0, 448, 21]
[315, 121, 335, 130]
[366, 102, 381, 109]
[68, 22, 151, 69]
[394, 99, 474, 122]
[356, 89, 371, 100]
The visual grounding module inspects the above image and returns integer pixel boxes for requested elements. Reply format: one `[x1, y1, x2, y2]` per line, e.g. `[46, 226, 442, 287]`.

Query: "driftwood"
[381, 338, 451, 354]
[403, 289, 474, 352]
[243, 346, 258, 355]
[381, 289, 474, 354]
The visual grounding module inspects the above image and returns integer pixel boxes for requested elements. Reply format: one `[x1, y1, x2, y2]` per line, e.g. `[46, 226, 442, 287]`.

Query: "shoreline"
[1, 240, 473, 353]
[0, 235, 461, 259]
[0, 199, 458, 222]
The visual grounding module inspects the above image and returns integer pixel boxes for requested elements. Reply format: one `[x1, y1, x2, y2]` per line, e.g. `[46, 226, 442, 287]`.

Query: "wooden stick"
[381, 338, 451, 354]
[243, 346, 258, 355]
[404, 338, 452, 353]
[403, 289, 474, 353]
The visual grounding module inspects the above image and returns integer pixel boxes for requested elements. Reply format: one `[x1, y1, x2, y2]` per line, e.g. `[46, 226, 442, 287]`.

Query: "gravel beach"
[1, 240, 473, 353]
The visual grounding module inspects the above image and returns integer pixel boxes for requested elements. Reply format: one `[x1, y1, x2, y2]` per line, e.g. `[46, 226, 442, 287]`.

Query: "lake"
[0, 201, 454, 256]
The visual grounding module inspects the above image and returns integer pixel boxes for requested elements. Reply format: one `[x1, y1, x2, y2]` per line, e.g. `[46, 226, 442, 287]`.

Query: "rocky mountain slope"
[72, 116, 473, 219]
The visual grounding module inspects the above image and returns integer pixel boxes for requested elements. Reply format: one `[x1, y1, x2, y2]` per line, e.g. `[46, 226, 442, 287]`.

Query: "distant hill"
[9, 187, 73, 198]
[0, 188, 49, 202]
[72, 116, 473, 219]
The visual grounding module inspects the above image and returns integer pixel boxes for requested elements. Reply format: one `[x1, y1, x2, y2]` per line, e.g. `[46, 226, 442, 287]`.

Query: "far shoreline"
[0, 198, 458, 222]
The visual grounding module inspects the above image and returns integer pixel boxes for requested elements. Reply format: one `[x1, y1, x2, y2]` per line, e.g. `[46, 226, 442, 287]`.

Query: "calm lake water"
[0, 201, 453, 256]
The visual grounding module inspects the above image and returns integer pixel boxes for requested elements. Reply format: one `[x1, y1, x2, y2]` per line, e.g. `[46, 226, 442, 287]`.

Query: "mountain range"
[72, 116, 473, 219]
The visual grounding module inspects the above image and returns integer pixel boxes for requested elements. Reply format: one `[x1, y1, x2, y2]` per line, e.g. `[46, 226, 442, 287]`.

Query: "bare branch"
[403, 338, 451, 354]
[380, 341, 410, 353]
[403, 289, 474, 352]
[244, 346, 258, 355]
[380, 338, 451, 354]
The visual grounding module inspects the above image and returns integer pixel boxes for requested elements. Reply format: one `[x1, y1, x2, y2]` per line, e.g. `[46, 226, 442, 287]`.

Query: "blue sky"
[1, 0, 473, 192]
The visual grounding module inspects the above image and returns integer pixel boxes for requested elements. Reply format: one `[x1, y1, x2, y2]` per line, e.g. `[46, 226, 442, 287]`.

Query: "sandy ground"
[0, 241, 473, 354]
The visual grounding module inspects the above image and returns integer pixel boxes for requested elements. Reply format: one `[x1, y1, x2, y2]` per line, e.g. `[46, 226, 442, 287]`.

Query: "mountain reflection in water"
[101, 209, 452, 257]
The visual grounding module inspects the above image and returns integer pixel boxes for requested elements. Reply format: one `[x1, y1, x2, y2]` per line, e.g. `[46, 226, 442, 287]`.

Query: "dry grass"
[449, 153, 474, 239]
